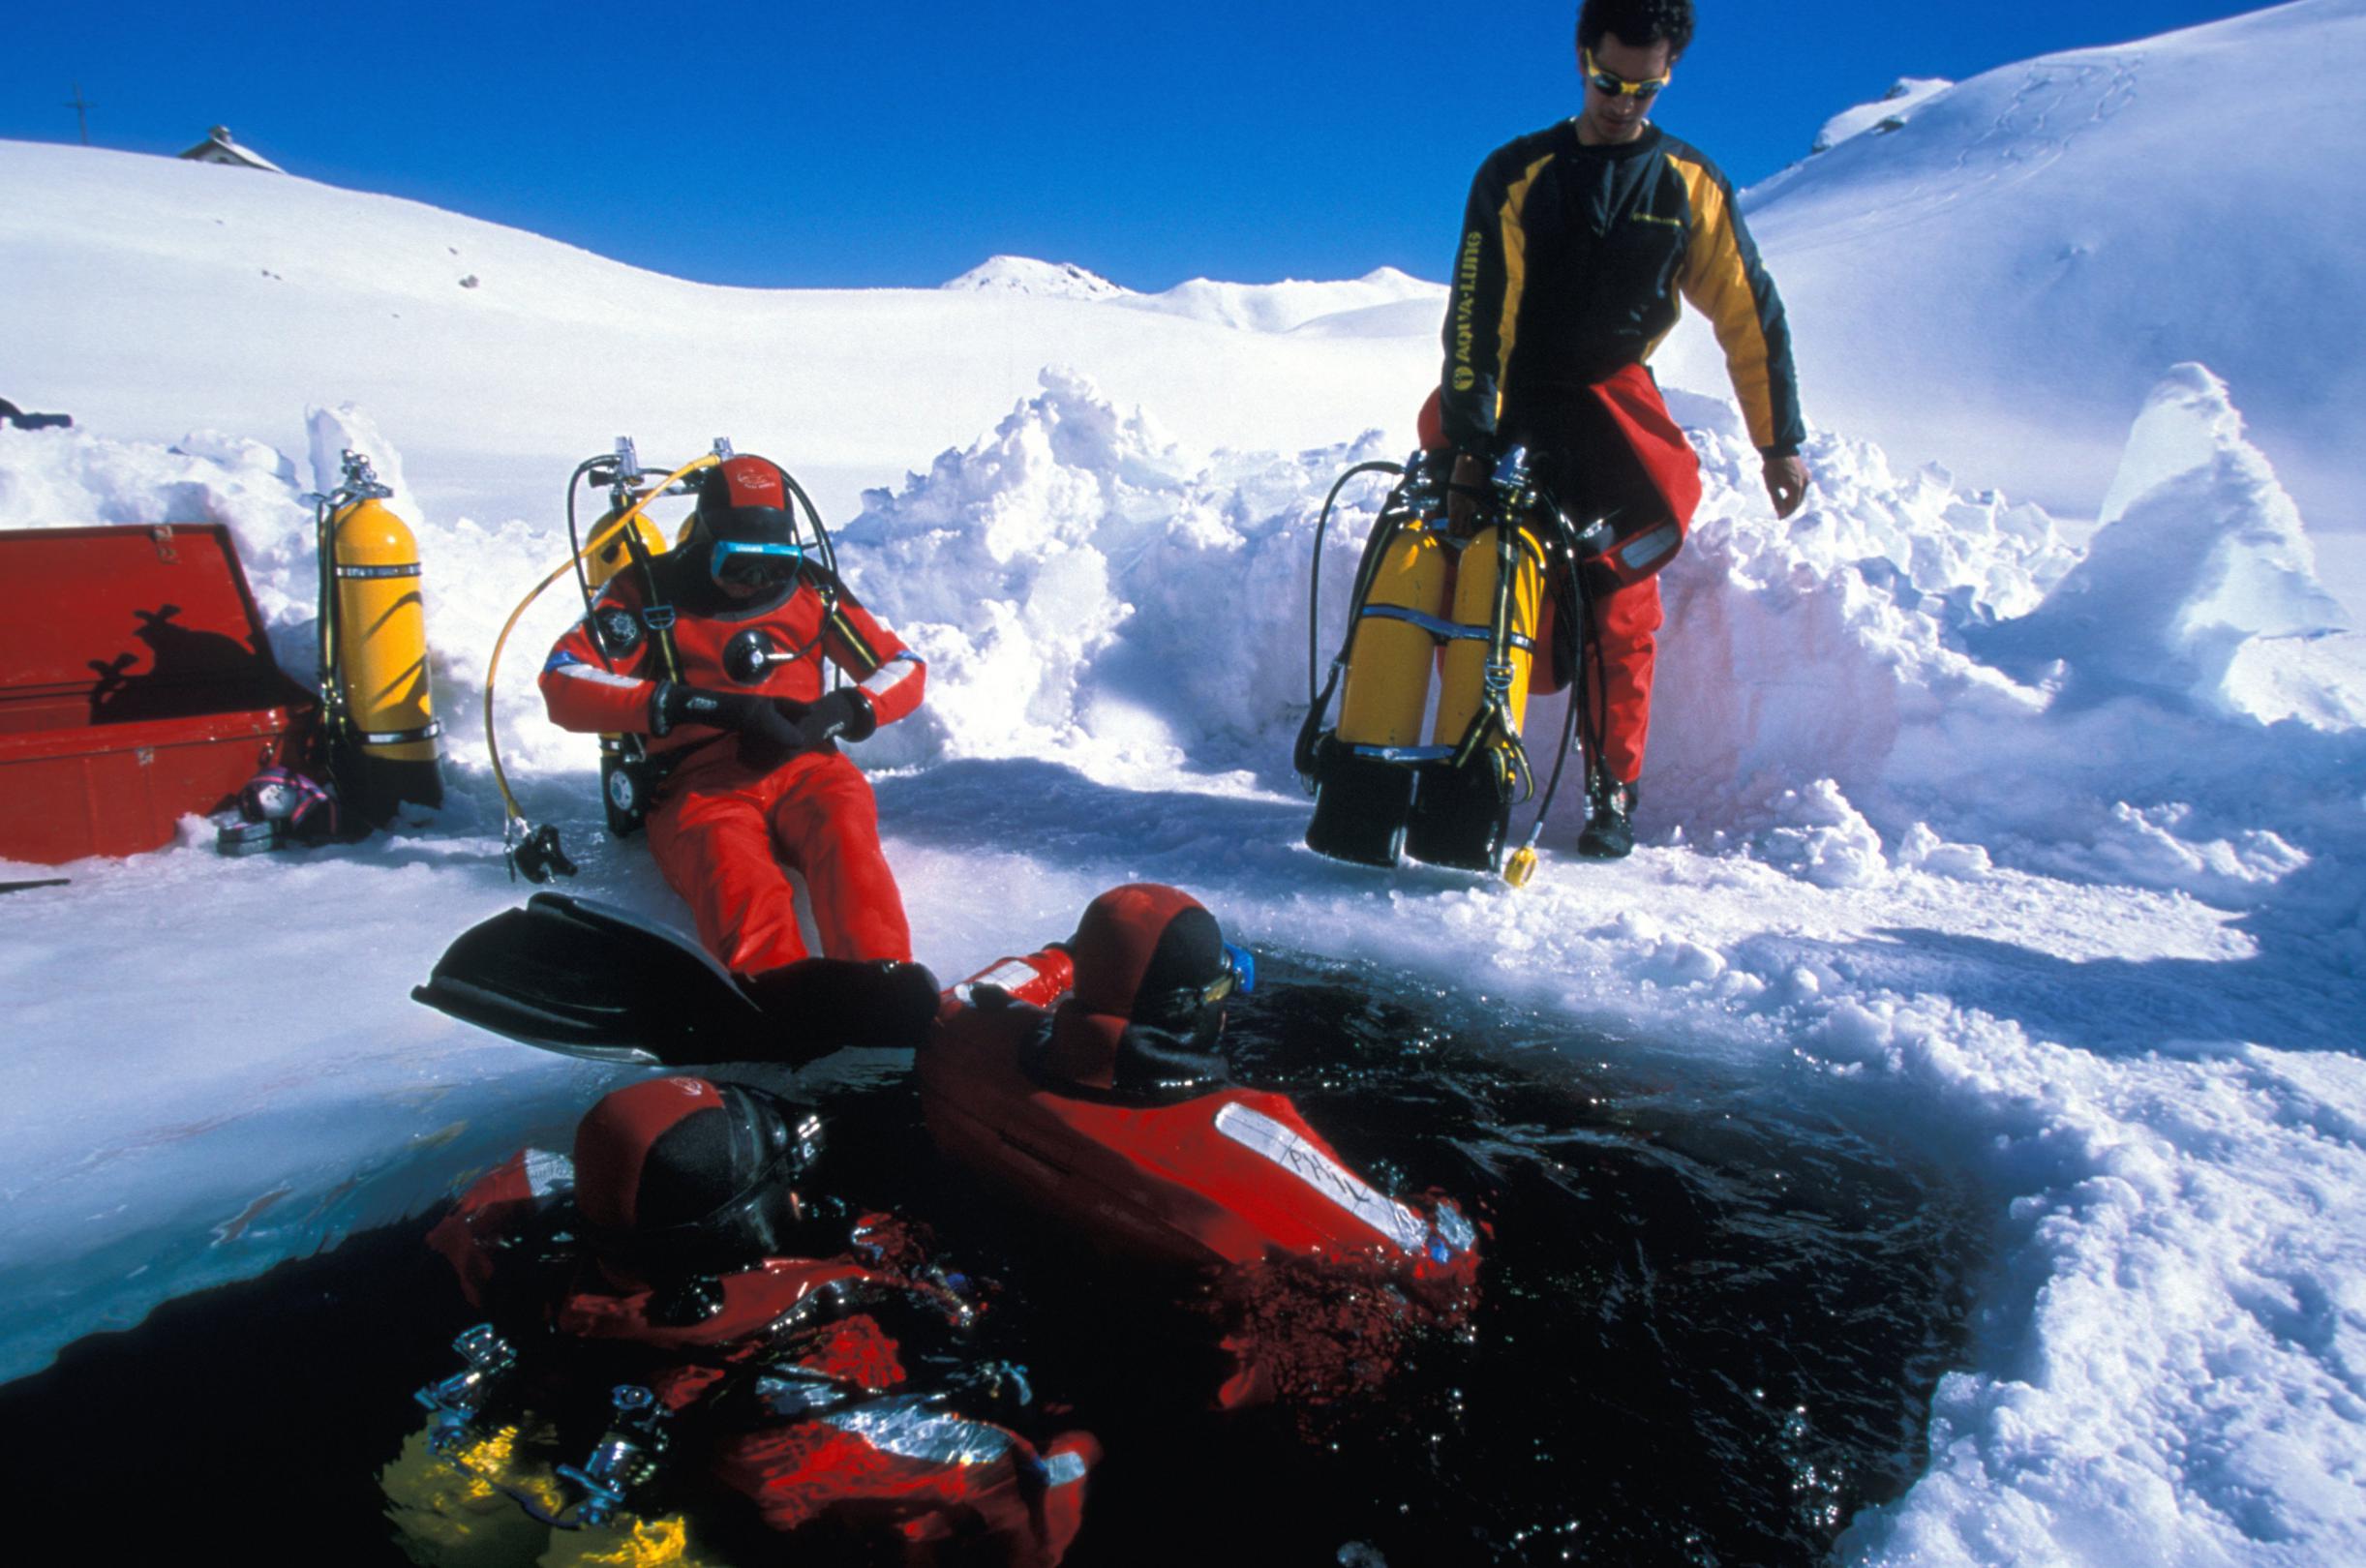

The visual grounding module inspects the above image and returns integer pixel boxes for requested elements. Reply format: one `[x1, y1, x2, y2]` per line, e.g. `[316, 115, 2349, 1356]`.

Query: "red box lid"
[0, 523, 306, 724]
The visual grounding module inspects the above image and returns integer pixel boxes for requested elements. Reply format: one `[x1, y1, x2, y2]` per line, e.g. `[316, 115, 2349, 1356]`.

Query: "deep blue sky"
[6, 1, 2270, 290]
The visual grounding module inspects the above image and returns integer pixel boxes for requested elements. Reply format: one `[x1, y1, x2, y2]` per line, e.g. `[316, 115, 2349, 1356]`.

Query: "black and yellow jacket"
[1440, 120, 1805, 459]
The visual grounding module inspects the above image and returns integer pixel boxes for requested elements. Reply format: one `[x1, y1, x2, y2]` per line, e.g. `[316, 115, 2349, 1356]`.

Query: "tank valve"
[559, 1383, 670, 1527]
[412, 1323, 518, 1453]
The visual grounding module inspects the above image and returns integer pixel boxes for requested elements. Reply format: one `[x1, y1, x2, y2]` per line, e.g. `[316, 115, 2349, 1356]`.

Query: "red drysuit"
[540, 558, 925, 974]
[1422, 364, 1700, 787]
[1561, 364, 1698, 786]
[424, 1150, 1097, 1564]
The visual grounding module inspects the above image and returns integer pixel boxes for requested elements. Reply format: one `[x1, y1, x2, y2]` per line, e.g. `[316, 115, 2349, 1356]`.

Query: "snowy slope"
[0, 140, 1441, 532]
[1657, 0, 2366, 534]
[6, 7, 2366, 1559]
[1114, 266, 1445, 334]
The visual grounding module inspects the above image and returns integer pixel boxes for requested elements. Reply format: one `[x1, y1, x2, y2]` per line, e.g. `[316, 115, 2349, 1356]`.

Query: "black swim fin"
[413, 892, 945, 1067]
[413, 892, 772, 1065]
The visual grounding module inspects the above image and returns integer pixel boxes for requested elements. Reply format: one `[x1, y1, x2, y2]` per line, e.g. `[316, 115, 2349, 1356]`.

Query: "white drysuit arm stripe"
[860, 651, 923, 702]
[551, 662, 645, 692]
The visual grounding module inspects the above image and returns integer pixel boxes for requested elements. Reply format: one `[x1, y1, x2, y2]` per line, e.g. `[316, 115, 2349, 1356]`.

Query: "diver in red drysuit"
[539, 454, 925, 980]
[415, 1074, 1097, 1563]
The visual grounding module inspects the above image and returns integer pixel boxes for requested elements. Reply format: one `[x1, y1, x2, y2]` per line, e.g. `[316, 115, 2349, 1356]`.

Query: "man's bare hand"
[1763, 453, 1809, 519]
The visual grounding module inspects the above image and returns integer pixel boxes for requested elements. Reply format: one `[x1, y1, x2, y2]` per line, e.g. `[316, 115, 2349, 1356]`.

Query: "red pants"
[1582, 574, 1662, 786]
[646, 750, 912, 975]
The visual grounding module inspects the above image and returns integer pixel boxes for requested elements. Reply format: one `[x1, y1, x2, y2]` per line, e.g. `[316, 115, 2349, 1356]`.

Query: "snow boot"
[1576, 772, 1638, 859]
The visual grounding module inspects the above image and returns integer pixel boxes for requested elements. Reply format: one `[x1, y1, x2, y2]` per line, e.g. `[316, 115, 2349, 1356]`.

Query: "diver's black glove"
[652, 681, 773, 737]
[788, 687, 877, 748]
[651, 682, 809, 766]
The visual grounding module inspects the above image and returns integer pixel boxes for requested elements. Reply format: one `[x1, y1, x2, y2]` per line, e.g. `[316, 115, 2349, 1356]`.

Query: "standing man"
[1440, 0, 1807, 859]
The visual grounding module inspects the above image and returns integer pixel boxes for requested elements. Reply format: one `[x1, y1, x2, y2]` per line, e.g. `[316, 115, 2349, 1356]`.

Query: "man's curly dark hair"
[1577, 0, 1696, 60]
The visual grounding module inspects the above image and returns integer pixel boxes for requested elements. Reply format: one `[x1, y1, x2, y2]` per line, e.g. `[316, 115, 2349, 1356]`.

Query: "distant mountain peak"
[941, 256, 1129, 299]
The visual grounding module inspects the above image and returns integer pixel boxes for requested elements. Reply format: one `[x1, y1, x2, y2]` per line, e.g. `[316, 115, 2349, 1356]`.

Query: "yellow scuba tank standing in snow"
[1336, 529, 1449, 752]
[317, 451, 443, 827]
[1300, 445, 1574, 881]
[1301, 456, 1444, 867]
[1309, 526, 1452, 864]
[1406, 516, 1546, 871]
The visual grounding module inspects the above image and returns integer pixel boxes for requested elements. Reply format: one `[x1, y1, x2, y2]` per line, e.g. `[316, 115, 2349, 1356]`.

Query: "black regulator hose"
[1504, 497, 1593, 885]
[1305, 460, 1409, 704]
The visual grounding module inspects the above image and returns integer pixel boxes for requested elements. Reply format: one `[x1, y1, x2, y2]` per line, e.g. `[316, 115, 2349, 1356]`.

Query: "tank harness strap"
[315, 493, 350, 747]
[1294, 655, 1348, 785]
[606, 519, 688, 794]
[619, 524, 683, 686]
[1357, 602, 1535, 652]
[1446, 520, 1534, 789]
[355, 721, 443, 746]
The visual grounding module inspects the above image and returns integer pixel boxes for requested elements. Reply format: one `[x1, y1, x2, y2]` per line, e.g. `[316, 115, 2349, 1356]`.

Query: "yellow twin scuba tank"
[577, 472, 682, 841]
[316, 451, 444, 828]
[1297, 446, 1579, 885]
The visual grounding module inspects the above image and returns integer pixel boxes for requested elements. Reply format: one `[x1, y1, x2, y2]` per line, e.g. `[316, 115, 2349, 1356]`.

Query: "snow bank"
[1977, 365, 2350, 717]
[6, 356, 2352, 918]
[1800, 998, 2366, 1568]
[833, 361, 2358, 920]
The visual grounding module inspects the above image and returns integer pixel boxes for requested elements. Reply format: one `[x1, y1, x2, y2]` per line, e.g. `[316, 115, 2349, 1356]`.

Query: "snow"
[1975, 364, 2351, 719]
[1809, 79, 1954, 155]
[940, 256, 1130, 300]
[1657, 0, 2366, 536]
[1114, 266, 1445, 335]
[6, 4, 2366, 1560]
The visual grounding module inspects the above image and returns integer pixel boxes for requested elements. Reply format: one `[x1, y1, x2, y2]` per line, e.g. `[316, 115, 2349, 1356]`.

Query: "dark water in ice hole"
[0, 954, 1980, 1566]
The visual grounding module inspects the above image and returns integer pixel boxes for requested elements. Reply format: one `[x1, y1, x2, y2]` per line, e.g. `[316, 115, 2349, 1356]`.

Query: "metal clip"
[1491, 445, 1535, 512]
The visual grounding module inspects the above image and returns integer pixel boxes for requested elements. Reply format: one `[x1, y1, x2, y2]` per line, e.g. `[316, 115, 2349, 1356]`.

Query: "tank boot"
[1576, 771, 1638, 859]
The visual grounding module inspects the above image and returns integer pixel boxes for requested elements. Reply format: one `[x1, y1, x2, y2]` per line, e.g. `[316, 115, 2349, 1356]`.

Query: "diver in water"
[386, 1074, 1097, 1566]
[1031, 883, 1252, 1098]
[921, 883, 1478, 1413]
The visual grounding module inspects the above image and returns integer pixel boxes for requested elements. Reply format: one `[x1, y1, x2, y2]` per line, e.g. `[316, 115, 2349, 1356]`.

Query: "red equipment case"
[0, 524, 318, 864]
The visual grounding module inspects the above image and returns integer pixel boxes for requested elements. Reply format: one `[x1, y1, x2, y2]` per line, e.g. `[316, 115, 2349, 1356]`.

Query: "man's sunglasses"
[1583, 48, 1669, 100]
